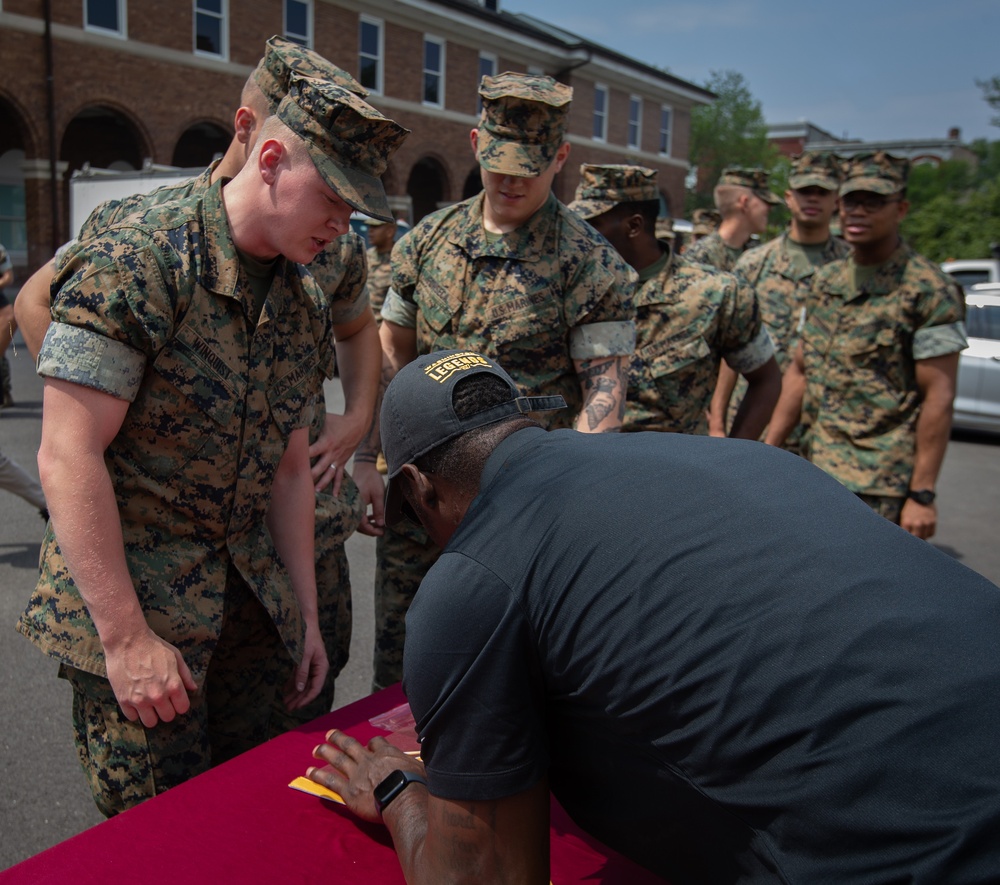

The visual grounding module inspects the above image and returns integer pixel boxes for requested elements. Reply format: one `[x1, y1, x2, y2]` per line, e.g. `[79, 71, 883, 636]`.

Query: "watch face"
[375, 770, 405, 803]
[374, 769, 408, 814]
[909, 490, 935, 505]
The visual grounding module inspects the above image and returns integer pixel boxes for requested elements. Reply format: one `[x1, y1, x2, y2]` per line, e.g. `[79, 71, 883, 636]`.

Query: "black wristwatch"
[907, 488, 936, 506]
[373, 769, 427, 816]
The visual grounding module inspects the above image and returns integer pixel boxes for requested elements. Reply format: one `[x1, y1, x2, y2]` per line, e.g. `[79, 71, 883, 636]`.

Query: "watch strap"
[373, 769, 428, 816]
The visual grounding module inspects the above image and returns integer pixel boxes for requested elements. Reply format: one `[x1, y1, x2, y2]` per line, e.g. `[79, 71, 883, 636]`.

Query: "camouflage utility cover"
[381, 192, 636, 426]
[568, 164, 659, 220]
[18, 180, 329, 679]
[624, 246, 773, 434]
[278, 75, 408, 222]
[476, 72, 572, 177]
[788, 151, 842, 191]
[839, 151, 909, 197]
[717, 165, 781, 205]
[254, 34, 368, 107]
[800, 241, 967, 495]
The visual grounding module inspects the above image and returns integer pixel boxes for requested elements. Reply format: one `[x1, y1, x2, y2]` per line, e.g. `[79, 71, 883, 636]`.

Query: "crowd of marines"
[8, 37, 967, 823]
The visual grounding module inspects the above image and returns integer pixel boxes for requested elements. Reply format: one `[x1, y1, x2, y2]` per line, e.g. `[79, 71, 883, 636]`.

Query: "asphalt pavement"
[1, 332, 998, 872]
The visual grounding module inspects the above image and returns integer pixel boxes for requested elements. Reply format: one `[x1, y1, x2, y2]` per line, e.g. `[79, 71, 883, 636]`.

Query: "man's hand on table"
[307, 729, 425, 823]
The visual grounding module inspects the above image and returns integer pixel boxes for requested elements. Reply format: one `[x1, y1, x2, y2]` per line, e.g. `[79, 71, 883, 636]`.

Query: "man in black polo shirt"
[308, 349, 1000, 884]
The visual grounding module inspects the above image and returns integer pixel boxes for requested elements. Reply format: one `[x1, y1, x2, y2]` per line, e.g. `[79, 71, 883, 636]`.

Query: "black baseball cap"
[381, 350, 566, 525]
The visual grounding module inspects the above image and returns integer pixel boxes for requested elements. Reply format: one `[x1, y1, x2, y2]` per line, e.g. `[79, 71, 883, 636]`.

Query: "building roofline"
[419, 0, 715, 104]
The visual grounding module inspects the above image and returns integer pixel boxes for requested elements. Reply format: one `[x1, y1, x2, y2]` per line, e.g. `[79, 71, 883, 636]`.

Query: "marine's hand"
[105, 631, 198, 728]
[310, 412, 364, 496]
[352, 460, 386, 537]
[307, 730, 424, 823]
[284, 622, 329, 709]
[900, 498, 937, 540]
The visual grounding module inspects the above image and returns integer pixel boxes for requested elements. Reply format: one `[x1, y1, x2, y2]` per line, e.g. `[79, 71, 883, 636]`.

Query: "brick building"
[767, 120, 978, 168]
[0, 0, 712, 279]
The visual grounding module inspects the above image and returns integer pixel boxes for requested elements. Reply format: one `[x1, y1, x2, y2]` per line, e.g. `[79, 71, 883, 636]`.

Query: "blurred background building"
[0, 0, 713, 278]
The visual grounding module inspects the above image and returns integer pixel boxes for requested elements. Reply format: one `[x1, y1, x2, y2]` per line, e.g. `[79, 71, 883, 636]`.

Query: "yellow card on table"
[288, 775, 345, 805]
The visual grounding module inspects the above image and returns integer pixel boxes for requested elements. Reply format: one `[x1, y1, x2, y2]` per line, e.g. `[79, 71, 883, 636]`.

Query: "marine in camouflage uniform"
[723, 152, 851, 447]
[23, 38, 379, 735]
[570, 164, 778, 436]
[768, 153, 967, 537]
[362, 72, 637, 690]
[685, 166, 780, 272]
[17, 77, 406, 815]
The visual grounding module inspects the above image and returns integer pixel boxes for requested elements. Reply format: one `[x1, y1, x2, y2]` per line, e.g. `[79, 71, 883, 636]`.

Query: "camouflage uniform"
[365, 243, 392, 318]
[567, 163, 772, 435]
[624, 246, 771, 433]
[19, 179, 326, 813]
[737, 234, 850, 371]
[375, 191, 636, 687]
[70, 169, 370, 734]
[371, 74, 637, 689]
[801, 241, 966, 498]
[683, 230, 746, 272]
[54, 37, 383, 734]
[685, 167, 780, 271]
[18, 74, 407, 814]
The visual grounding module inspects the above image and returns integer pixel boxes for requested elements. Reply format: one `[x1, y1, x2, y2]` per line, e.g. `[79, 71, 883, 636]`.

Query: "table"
[2, 685, 666, 883]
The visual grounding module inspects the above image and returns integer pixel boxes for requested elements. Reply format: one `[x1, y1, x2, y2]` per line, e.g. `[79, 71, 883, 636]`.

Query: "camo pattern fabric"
[253, 34, 368, 107]
[385, 192, 636, 426]
[716, 165, 781, 204]
[61, 567, 286, 815]
[270, 464, 364, 730]
[372, 519, 440, 691]
[625, 245, 771, 434]
[800, 241, 967, 496]
[373, 192, 635, 687]
[476, 73, 572, 176]
[59, 162, 220, 273]
[18, 178, 327, 682]
[684, 231, 747, 273]
[731, 233, 851, 449]
[366, 245, 393, 318]
[736, 233, 851, 369]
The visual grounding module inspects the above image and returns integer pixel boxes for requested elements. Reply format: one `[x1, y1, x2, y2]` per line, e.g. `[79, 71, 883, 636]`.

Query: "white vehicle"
[954, 285, 1000, 435]
[941, 258, 1000, 290]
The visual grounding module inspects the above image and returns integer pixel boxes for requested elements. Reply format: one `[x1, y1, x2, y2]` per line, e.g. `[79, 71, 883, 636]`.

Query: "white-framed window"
[628, 95, 643, 150]
[593, 83, 608, 142]
[658, 105, 673, 156]
[284, 0, 312, 48]
[423, 35, 445, 108]
[358, 15, 383, 95]
[477, 51, 497, 112]
[84, 0, 126, 37]
[194, 0, 227, 59]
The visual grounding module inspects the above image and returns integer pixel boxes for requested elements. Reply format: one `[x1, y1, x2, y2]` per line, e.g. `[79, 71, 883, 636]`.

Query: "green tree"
[686, 70, 779, 215]
[976, 76, 1000, 128]
[901, 138, 1000, 261]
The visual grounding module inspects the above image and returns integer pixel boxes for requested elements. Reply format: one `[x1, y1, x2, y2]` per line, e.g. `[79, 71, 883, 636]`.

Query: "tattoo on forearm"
[580, 358, 627, 431]
[584, 376, 618, 430]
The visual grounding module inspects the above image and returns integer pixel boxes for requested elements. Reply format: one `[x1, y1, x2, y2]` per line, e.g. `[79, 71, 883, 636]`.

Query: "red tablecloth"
[2, 685, 665, 883]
